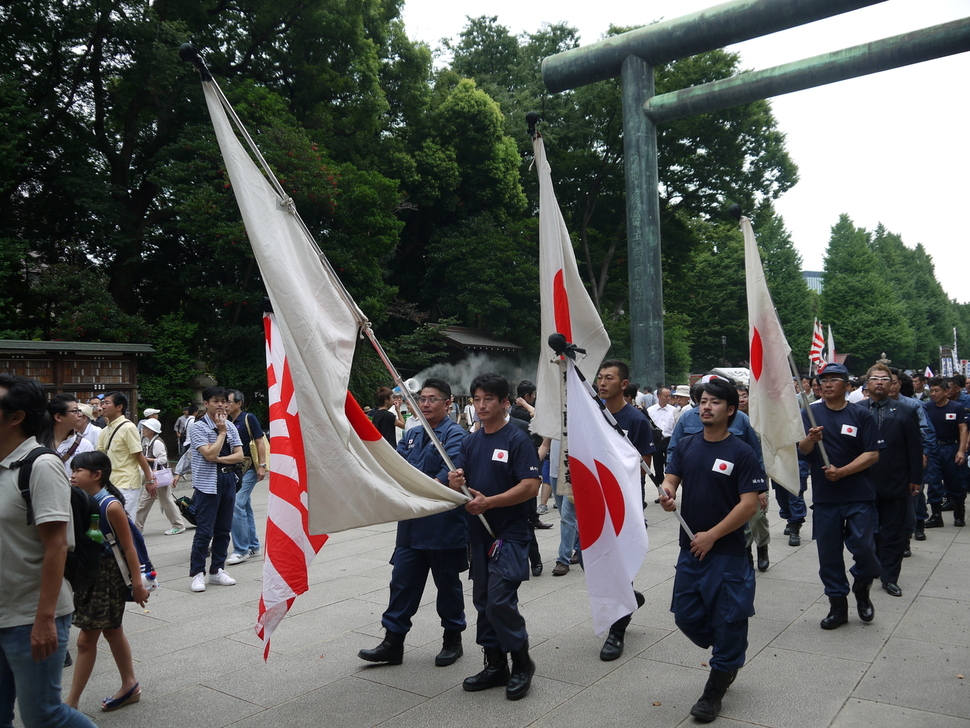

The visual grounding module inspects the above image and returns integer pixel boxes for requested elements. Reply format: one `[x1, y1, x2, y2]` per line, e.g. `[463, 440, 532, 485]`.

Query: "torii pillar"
[542, 0, 970, 386]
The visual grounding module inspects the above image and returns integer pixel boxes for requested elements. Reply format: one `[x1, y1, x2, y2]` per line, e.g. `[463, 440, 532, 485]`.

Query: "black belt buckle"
[219, 466, 239, 474]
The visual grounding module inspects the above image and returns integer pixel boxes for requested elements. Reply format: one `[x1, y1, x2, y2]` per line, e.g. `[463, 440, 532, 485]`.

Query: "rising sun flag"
[742, 216, 802, 495]
[196, 59, 467, 658]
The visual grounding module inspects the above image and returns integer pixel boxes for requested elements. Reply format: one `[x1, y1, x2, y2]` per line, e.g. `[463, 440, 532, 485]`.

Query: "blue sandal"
[101, 683, 141, 711]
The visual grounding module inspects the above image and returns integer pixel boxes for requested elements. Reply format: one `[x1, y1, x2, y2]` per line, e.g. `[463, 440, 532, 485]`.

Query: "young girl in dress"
[65, 451, 150, 711]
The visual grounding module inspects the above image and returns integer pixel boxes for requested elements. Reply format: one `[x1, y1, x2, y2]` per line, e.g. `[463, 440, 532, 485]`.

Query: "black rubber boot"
[462, 648, 510, 692]
[689, 668, 737, 722]
[914, 520, 926, 541]
[358, 630, 405, 664]
[505, 642, 536, 700]
[925, 503, 944, 528]
[940, 495, 953, 511]
[788, 522, 802, 547]
[852, 580, 875, 623]
[954, 501, 966, 527]
[757, 545, 769, 572]
[820, 596, 849, 630]
[435, 629, 463, 667]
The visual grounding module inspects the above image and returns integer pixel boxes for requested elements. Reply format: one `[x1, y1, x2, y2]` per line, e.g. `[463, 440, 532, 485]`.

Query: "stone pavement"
[56, 483, 968, 728]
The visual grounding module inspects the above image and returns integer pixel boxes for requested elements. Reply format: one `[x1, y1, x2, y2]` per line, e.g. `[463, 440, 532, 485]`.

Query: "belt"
[218, 466, 241, 474]
[937, 440, 958, 446]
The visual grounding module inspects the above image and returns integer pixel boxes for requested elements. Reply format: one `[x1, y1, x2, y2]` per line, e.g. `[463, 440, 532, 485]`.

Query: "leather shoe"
[533, 520, 553, 530]
[882, 582, 902, 597]
[756, 545, 769, 572]
[914, 521, 926, 541]
[531, 562, 543, 576]
[570, 551, 580, 564]
[552, 561, 569, 576]
[435, 630, 463, 667]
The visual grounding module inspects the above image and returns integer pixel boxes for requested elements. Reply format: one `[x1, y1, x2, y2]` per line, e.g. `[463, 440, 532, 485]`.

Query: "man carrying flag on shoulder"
[448, 374, 541, 701]
[799, 362, 883, 630]
[358, 378, 469, 668]
[659, 377, 766, 724]
[595, 359, 653, 661]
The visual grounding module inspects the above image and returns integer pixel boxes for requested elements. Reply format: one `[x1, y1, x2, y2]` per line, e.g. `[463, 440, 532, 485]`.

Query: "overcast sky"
[400, 0, 969, 303]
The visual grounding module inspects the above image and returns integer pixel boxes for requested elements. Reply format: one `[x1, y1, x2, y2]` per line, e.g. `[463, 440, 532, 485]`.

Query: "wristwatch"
[259, 463, 267, 468]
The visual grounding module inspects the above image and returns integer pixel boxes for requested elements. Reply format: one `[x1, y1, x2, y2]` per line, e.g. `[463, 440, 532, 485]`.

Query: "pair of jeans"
[551, 477, 580, 566]
[230, 467, 260, 555]
[0, 614, 96, 728]
[189, 472, 236, 576]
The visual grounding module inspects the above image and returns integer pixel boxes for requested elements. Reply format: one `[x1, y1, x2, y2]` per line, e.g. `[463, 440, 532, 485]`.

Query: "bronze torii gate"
[541, 0, 970, 386]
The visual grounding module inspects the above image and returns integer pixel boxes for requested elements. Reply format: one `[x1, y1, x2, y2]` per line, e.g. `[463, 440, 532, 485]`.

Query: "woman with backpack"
[134, 419, 185, 535]
[65, 451, 149, 712]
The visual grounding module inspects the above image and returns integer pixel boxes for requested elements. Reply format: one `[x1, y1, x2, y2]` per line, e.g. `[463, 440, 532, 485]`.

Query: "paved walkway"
[57, 484, 968, 728]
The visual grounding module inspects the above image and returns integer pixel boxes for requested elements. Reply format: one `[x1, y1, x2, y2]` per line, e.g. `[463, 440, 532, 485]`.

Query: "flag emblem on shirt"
[946, 413, 956, 420]
[712, 459, 735, 476]
[841, 424, 857, 436]
[492, 449, 509, 462]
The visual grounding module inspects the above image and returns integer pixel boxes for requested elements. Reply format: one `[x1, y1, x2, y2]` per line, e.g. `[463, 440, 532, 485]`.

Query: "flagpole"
[359, 327, 494, 538]
[549, 334, 696, 541]
[182, 44, 486, 533]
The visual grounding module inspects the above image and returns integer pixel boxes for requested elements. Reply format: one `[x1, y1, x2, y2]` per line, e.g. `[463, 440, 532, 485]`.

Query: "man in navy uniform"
[857, 364, 922, 597]
[923, 377, 968, 528]
[448, 373, 540, 701]
[659, 377, 765, 724]
[799, 363, 883, 629]
[358, 378, 469, 667]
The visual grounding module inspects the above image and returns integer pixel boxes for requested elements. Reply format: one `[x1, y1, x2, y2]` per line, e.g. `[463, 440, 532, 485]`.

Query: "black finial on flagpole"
[548, 333, 586, 360]
[179, 43, 213, 82]
[728, 203, 742, 222]
[526, 112, 540, 139]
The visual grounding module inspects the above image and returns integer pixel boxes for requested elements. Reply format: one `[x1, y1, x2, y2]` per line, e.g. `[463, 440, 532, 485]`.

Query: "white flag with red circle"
[565, 359, 648, 636]
[743, 217, 802, 495]
[532, 133, 611, 441]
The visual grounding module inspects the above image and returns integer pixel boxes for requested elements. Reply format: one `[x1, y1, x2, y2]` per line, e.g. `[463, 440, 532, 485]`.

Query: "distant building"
[802, 270, 823, 294]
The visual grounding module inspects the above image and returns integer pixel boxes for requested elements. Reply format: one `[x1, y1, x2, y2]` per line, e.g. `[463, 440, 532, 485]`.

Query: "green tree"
[819, 215, 914, 366]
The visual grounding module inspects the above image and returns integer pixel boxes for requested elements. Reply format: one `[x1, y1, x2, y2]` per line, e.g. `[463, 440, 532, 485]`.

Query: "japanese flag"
[841, 424, 857, 437]
[712, 459, 735, 476]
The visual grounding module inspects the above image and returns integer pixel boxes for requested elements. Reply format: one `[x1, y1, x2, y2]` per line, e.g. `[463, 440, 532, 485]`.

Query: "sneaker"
[164, 526, 186, 535]
[226, 551, 250, 565]
[191, 572, 207, 592]
[209, 569, 236, 586]
[536, 504, 549, 515]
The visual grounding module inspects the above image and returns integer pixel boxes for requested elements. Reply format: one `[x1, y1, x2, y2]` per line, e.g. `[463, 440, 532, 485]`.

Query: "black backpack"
[11, 446, 105, 592]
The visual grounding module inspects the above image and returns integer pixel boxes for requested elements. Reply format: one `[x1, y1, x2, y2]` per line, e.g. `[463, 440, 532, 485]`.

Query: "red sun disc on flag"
[595, 460, 626, 537]
[569, 457, 605, 550]
[750, 327, 763, 381]
[553, 269, 573, 344]
[719, 463, 727, 471]
[344, 391, 382, 442]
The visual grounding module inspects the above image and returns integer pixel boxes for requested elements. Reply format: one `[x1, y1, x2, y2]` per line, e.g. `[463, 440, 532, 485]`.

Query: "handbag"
[148, 436, 174, 487]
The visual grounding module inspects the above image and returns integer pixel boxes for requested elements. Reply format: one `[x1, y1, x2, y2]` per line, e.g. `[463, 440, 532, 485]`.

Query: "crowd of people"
[1, 359, 966, 725]
[0, 376, 268, 725]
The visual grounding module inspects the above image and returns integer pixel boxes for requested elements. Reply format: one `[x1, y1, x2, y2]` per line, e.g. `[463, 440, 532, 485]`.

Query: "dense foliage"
[1, 3, 963, 406]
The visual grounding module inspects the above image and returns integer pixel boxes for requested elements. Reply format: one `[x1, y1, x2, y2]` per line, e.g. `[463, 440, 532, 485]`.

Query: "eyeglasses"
[867, 377, 891, 383]
[417, 396, 447, 404]
[67, 408, 83, 414]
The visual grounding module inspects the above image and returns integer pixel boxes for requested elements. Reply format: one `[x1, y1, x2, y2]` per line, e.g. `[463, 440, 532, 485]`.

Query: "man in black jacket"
[857, 364, 922, 597]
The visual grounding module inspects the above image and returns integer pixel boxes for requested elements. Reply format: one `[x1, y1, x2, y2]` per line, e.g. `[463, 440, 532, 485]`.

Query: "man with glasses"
[857, 365, 921, 597]
[46, 394, 94, 476]
[358, 379, 469, 668]
[799, 363, 883, 630]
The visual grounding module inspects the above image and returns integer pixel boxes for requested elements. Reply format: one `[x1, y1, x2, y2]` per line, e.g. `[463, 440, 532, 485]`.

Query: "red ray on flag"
[570, 459, 628, 548]
[256, 312, 329, 659]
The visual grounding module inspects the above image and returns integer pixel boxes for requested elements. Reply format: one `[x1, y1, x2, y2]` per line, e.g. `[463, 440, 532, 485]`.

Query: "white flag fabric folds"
[743, 217, 802, 495]
[532, 134, 610, 440]
[565, 359, 648, 636]
[827, 325, 837, 366]
[203, 82, 466, 537]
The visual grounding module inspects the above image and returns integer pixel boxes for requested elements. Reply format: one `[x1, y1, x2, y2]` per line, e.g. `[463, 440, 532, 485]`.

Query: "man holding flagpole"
[659, 377, 765, 724]
[448, 374, 540, 701]
[596, 359, 653, 661]
[358, 378, 469, 668]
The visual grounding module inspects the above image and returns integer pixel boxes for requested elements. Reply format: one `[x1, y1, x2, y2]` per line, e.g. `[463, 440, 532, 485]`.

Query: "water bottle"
[86, 514, 104, 544]
[141, 565, 159, 592]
